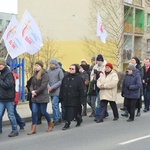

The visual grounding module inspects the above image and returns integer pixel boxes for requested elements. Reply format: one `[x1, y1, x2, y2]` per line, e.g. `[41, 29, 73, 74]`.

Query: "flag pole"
[5, 53, 9, 60]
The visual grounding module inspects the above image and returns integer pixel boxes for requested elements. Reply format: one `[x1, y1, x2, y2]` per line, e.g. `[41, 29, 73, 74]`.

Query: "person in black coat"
[59, 64, 86, 130]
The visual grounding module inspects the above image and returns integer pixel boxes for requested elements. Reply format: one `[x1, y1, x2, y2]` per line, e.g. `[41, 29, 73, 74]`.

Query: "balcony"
[124, 0, 142, 7]
[124, 23, 133, 32]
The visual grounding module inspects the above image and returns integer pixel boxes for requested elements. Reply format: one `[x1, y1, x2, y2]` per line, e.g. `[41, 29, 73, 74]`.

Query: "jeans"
[14, 105, 25, 129]
[0, 102, 18, 131]
[143, 87, 150, 110]
[51, 96, 60, 122]
[32, 103, 51, 125]
[95, 94, 109, 119]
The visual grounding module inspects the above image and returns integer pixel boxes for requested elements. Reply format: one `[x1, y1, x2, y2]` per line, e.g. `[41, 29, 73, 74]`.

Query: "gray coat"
[47, 67, 64, 96]
[30, 70, 49, 103]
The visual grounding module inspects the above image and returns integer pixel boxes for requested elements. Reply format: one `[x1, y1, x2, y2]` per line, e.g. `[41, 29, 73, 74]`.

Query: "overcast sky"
[0, 0, 18, 14]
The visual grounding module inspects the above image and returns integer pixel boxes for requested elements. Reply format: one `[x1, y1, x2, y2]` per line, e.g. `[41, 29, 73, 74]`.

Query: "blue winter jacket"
[122, 69, 142, 99]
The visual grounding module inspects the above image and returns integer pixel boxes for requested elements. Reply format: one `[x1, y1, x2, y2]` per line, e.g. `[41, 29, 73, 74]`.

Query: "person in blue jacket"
[122, 64, 142, 122]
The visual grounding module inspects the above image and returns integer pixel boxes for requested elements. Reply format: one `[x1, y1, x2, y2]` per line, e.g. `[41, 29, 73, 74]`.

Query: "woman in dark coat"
[122, 64, 142, 122]
[59, 64, 86, 130]
[28, 61, 54, 135]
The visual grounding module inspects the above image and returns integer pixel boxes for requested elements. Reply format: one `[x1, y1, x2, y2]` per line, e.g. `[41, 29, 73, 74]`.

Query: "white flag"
[14, 10, 43, 55]
[96, 12, 107, 43]
[2, 16, 26, 59]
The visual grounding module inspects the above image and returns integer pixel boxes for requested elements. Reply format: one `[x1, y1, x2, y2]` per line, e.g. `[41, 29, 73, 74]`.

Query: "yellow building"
[18, 0, 96, 70]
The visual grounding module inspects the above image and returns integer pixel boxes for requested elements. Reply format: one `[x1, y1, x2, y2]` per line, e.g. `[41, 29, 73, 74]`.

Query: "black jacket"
[0, 66, 15, 102]
[59, 73, 86, 106]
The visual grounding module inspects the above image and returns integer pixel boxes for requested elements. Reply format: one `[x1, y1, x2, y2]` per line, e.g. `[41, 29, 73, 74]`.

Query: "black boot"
[62, 122, 70, 130]
[82, 104, 87, 116]
[76, 115, 83, 127]
[136, 111, 141, 117]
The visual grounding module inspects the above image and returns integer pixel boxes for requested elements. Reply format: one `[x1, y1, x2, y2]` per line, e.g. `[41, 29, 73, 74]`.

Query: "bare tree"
[84, 0, 138, 71]
[23, 38, 63, 80]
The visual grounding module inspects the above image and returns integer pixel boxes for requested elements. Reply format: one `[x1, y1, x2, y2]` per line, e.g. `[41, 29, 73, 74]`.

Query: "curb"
[3, 102, 123, 126]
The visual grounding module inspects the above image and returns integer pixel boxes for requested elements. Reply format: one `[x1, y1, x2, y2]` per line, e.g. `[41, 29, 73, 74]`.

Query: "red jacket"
[12, 72, 19, 105]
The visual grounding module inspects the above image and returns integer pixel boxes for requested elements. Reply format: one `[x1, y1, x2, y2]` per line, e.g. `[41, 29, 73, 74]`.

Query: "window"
[147, 39, 150, 52]
[147, 13, 150, 26]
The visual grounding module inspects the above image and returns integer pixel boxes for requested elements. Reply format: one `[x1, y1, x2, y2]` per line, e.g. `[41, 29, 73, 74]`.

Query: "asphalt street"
[0, 110, 150, 150]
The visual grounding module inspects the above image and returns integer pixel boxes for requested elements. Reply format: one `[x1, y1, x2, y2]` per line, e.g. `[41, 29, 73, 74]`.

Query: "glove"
[127, 86, 130, 90]
[121, 92, 124, 97]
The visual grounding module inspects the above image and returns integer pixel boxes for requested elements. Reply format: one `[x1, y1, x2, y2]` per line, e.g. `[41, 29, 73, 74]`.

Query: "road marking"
[118, 135, 150, 145]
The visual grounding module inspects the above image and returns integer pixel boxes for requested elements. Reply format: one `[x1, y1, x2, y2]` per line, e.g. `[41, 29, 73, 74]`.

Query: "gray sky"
[0, 0, 17, 14]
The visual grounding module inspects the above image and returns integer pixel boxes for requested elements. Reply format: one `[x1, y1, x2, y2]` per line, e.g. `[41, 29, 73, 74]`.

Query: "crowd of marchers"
[0, 54, 149, 137]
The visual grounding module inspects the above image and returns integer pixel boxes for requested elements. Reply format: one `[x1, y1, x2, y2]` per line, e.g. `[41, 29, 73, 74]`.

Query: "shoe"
[120, 107, 126, 111]
[82, 113, 87, 116]
[8, 131, 19, 137]
[113, 118, 119, 121]
[127, 118, 134, 122]
[104, 114, 109, 118]
[96, 119, 103, 123]
[76, 118, 83, 127]
[37, 120, 42, 125]
[62, 123, 70, 130]
[94, 118, 97, 122]
[121, 113, 128, 117]
[47, 122, 54, 132]
[136, 112, 141, 117]
[89, 114, 95, 117]
[19, 127, 25, 132]
[54, 121, 59, 126]
[143, 109, 147, 112]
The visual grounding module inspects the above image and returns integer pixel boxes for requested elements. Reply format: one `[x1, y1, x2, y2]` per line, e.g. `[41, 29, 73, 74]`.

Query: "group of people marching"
[0, 54, 149, 137]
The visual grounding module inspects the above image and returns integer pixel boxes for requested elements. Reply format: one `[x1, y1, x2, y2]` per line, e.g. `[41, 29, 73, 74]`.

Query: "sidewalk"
[3, 93, 124, 125]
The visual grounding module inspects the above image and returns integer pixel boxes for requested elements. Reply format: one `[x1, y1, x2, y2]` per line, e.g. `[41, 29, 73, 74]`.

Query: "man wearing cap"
[90, 54, 109, 121]
[47, 58, 64, 126]
[122, 64, 142, 122]
[0, 58, 19, 137]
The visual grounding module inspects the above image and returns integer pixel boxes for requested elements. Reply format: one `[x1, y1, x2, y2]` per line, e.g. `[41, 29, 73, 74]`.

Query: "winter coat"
[97, 70, 119, 102]
[47, 67, 64, 96]
[59, 73, 86, 106]
[80, 70, 89, 93]
[30, 70, 49, 103]
[90, 61, 107, 81]
[12, 72, 19, 105]
[87, 79, 97, 96]
[142, 66, 150, 91]
[0, 66, 15, 102]
[122, 69, 142, 99]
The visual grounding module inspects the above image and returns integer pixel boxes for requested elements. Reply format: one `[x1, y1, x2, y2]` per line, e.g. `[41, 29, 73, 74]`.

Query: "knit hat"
[96, 54, 104, 62]
[106, 62, 113, 69]
[127, 64, 136, 71]
[35, 60, 44, 68]
[81, 59, 86, 63]
[50, 58, 58, 65]
[80, 64, 87, 71]
[0, 58, 6, 66]
[91, 56, 96, 61]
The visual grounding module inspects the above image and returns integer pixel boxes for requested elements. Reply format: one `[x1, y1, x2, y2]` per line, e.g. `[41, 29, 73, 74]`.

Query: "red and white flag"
[13, 10, 43, 55]
[2, 15, 26, 59]
[96, 12, 107, 43]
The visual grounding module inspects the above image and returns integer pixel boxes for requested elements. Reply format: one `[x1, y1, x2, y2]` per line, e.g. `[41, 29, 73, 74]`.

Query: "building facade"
[18, 0, 150, 71]
[0, 12, 15, 57]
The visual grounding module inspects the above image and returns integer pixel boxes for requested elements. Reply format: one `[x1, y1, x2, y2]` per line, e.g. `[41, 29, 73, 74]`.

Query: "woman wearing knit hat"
[96, 62, 119, 123]
[122, 64, 142, 122]
[28, 60, 54, 135]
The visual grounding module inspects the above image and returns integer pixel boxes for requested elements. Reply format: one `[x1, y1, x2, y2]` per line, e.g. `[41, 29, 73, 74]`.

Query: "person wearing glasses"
[59, 64, 86, 130]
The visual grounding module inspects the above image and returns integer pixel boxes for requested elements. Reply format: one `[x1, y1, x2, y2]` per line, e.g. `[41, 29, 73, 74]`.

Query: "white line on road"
[118, 135, 150, 145]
